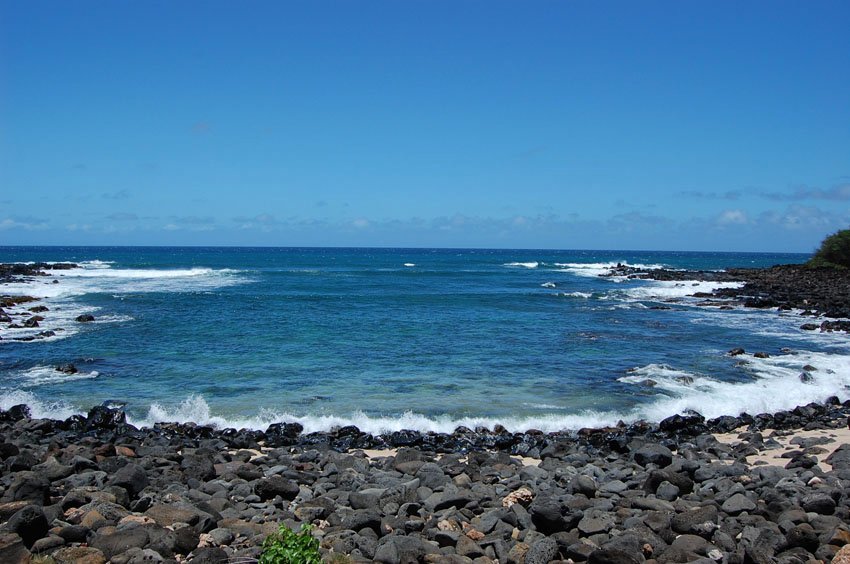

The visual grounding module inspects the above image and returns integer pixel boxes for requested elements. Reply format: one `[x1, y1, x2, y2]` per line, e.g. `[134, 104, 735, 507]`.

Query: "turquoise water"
[1, 246, 848, 433]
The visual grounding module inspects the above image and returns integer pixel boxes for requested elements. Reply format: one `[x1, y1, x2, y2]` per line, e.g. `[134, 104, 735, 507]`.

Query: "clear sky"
[1, 1, 848, 252]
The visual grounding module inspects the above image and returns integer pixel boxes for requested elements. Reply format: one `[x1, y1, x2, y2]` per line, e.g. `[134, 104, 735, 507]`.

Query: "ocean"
[1, 246, 847, 435]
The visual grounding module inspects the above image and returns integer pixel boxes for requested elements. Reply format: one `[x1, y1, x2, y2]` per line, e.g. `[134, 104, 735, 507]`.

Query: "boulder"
[109, 463, 149, 497]
[0, 533, 31, 564]
[634, 444, 673, 467]
[8, 505, 49, 548]
[254, 475, 299, 501]
[2, 471, 51, 504]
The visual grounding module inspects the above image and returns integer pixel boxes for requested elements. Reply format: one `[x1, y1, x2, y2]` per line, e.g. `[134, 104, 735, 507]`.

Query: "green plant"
[808, 228, 850, 269]
[259, 524, 322, 564]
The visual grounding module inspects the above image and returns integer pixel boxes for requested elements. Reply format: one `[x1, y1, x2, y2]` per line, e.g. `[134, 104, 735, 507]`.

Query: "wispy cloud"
[607, 211, 675, 231]
[159, 216, 217, 232]
[232, 214, 282, 230]
[759, 183, 850, 202]
[0, 216, 49, 230]
[716, 209, 749, 225]
[107, 212, 139, 221]
[678, 190, 742, 200]
[102, 189, 130, 200]
[757, 204, 842, 229]
[172, 215, 216, 225]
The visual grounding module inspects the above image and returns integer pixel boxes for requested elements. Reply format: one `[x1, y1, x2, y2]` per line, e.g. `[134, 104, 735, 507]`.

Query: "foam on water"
[1, 261, 247, 344]
[128, 394, 621, 434]
[540, 282, 556, 288]
[503, 261, 539, 269]
[0, 390, 79, 421]
[120, 349, 850, 433]
[556, 291, 593, 299]
[555, 262, 665, 278]
[3, 264, 244, 300]
[11, 365, 100, 387]
[690, 308, 850, 351]
[621, 280, 744, 301]
[621, 351, 850, 421]
[11, 346, 850, 434]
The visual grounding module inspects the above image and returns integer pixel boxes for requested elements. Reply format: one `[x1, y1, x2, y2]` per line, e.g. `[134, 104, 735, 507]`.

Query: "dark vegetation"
[808, 229, 850, 269]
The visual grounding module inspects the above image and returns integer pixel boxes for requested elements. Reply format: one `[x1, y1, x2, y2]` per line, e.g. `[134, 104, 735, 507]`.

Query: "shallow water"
[1, 246, 846, 433]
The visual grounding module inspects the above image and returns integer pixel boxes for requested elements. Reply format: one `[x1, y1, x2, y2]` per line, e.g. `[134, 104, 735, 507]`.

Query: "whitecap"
[554, 262, 666, 279]
[127, 394, 623, 434]
[0, 390, 80, 420]
[621, 351, 850, 421]
[622, 280, 744, 301]
[503, 262, 539, 269]
[13, 366, 100, 387]
[556, 291, 592, 299]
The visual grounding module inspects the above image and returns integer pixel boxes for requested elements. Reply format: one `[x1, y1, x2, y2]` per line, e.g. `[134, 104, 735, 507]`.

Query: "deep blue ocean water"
[1, 246, 848, 434]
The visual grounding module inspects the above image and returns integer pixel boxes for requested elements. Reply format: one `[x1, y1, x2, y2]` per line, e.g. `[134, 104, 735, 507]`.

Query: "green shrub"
[808, 229, 850, 269]
[259, 524, 322, 564]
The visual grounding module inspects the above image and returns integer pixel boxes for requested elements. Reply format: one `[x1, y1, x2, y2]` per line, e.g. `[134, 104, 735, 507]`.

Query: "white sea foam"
[2, 262, 246, 300]
[554, 262, 665, 278]
[1, 261, 246, 345]
[556, 291, 593, 299]
[127, 395, 620, 434]
[503, 262, 539, 269]
[13, 366, 99, 387]
[10, 346, 850, 434]
[620, 351, 850, 420]
[0, 390, 80, 420]
[128, 347, 850, 433]
[404, 263, 415, 267]
[690, 309, 850, 351]
[621, 280, 744, 301]
[541, 282, 556, 288]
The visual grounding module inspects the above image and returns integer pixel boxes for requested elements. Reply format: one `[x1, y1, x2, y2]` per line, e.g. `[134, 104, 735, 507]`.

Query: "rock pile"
[2, 400, 850, 562]
[604, 263, 850, 326]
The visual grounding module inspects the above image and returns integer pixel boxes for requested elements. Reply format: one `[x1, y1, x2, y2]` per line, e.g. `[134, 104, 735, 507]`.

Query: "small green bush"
[259, 524, 322, 564]
[808, 228, 850, 269]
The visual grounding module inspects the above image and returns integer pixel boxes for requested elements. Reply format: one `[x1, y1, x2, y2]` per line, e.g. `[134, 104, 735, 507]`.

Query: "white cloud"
[0, 217, 49, 230]
[717, 209, 749, 225]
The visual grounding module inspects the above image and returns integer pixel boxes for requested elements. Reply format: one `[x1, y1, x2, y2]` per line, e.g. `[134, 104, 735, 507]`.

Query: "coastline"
[2, 397, 850, 562]
[3, 259, 850, 561]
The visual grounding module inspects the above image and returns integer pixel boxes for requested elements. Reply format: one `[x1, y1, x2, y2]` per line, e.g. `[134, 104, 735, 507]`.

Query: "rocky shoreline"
[0, 262, 90, 343]
[3, 400, 850, 563]
[605, 263, 850, 327]
[3, 261, 850, 562]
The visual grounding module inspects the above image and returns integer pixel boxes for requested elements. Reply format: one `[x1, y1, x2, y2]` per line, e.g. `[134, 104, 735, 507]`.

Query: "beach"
[2, 253, 850, 562]
[2, 395, 850, 562]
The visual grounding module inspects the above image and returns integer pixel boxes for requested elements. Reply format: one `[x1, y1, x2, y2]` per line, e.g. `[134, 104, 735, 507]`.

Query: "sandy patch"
[359, 448, 540, 467]
[714, 426, 850, 470]
[360, 448, 399, 459]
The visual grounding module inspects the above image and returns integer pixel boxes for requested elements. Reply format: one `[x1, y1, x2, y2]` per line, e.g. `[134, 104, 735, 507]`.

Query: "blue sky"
[1, 1, 848, 252]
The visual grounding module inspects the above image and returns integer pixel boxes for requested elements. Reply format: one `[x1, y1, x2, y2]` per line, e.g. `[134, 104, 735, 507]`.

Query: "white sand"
[360, 448, 540, 467]
[713, 426, 850, 470]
